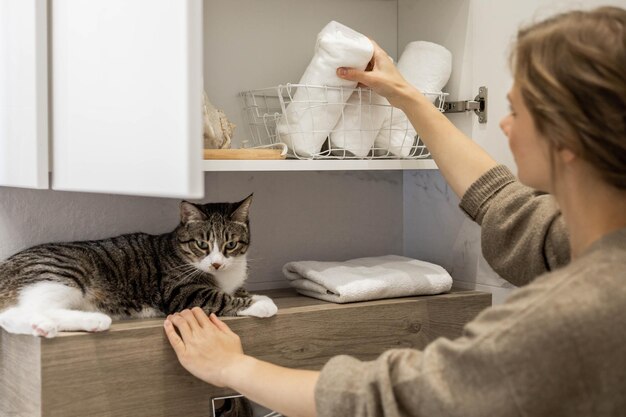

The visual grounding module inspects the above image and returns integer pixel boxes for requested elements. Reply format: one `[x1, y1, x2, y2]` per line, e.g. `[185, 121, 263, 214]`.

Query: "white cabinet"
[50, 0, 204, 198]
[0, 0, 49, 189]
[1, 0, 204, 198]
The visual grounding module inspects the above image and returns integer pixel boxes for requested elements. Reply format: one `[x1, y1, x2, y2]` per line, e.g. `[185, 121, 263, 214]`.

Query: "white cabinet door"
[0, 0, 49, 189]
[51, 0, 203, 198]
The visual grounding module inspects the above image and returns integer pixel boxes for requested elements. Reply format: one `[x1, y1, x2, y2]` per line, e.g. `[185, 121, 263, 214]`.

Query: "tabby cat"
[0, 194, 277, 338]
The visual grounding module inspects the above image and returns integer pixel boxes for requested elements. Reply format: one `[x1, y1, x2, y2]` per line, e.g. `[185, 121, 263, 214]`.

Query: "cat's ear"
[180, 201, 207, 223]
[230, 194, 253, 223]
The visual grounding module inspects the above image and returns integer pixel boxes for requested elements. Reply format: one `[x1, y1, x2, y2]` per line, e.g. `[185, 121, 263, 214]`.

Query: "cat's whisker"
[166, 264, 197, 272]
[233, 257, 262, 263]
[169, 271, 196, 282]
[181, 267, 210, 284]
[171, 267, 204, 284]
[168, 264, 204, 277]
[168, 264, 196, 278]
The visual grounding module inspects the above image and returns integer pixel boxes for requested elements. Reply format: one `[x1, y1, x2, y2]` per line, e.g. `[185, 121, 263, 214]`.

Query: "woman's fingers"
[179, 309, 202, 332]
[337, 67, 373, 86]
[191, 307, 212, 328]
[170, 312, 194, 339]
[164, 319, 185, 356]
[337, 43, 392, 87]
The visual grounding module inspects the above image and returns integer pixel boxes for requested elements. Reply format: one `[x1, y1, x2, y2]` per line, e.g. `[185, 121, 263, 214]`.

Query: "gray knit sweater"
[315, 165, 626, 416]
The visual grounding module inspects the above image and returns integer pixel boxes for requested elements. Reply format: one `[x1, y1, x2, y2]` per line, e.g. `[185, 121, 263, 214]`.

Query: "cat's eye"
[195, 240, 208, 250]
[225, 241, 237, 250]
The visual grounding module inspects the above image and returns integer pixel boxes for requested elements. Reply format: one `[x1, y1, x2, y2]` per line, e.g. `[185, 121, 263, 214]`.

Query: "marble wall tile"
[403, 169, 515, 304]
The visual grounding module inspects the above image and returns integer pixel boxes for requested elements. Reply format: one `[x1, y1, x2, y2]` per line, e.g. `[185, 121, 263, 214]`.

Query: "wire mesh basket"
[240, 84, 448, 160]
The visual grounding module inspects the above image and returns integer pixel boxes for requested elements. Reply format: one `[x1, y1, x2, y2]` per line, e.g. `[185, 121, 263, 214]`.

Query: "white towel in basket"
[283, 255, 453, 303]
[329, 89, 390, 157]
[276, 21, 373, 158]
[375, 41, 452, 157]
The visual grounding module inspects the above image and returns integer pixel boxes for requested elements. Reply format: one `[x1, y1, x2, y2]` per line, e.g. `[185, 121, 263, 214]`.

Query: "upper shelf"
[201, 158, 437, 172]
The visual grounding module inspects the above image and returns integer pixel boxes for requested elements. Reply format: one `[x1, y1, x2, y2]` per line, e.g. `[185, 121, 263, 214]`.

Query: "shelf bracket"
[442, 86, 488, 123]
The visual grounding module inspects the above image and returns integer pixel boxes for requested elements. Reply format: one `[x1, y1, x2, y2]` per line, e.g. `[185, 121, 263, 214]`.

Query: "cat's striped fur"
[0, 195, 277, 338]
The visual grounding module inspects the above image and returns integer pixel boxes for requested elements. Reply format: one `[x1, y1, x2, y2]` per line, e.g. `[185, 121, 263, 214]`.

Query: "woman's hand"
[337, 40, 419, 110]
[164, 307, 244, 387]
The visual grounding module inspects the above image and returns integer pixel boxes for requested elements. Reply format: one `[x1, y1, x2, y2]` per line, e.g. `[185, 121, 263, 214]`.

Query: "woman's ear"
[558, 147, 577, 164]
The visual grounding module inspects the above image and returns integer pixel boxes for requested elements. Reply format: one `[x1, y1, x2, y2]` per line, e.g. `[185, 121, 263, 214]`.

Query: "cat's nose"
[212, 262, 222, 270]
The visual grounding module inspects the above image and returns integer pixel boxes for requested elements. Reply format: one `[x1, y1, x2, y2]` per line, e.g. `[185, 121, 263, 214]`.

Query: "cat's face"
[175, 195, 252, 274]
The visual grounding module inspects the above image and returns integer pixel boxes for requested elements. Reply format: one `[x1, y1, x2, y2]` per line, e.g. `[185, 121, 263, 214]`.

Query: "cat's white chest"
[213, 258, 247, 295]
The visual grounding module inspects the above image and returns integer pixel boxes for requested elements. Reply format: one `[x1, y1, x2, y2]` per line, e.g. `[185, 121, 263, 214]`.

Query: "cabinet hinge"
[441, 86, 488, 123]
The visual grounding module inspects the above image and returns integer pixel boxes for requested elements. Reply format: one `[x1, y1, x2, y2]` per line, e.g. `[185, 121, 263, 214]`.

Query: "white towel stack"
[374, 41, 452, 157]
[283, 255, 453, 303]
[276, 21, 373, 158]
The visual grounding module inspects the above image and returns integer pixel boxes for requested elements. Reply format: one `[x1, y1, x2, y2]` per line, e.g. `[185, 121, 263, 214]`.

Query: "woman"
[164, 7, 626, 417]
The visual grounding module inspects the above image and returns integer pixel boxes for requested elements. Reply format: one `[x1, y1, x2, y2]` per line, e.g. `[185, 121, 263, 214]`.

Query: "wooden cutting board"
[203, 148, 286, 160]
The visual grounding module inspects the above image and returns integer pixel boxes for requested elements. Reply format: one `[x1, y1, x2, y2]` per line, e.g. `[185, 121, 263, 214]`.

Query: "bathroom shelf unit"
[202, 158, 438, 172]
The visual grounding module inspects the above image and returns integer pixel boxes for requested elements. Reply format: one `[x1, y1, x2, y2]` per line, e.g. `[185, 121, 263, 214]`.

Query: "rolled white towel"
[283, 255, 453, 304]
[276, 21, 373, 158]
[375, 41, 452, 157]
[329, 89, 390, 157]
[399, 41, 453, 95]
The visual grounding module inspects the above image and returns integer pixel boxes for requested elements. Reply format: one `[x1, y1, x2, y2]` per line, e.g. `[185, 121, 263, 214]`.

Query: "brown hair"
[511, 6, 626, 189]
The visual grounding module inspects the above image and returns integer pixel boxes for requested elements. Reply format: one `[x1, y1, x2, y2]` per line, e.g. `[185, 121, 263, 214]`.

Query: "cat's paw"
[30, 315, 58, 338]
[82, 313, 112, 333]
[236, 295, 278, 318]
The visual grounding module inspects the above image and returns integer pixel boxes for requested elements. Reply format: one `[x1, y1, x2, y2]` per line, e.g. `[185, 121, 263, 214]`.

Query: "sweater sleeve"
[315, 339, 516, 417]
[458, 165, 570, 286]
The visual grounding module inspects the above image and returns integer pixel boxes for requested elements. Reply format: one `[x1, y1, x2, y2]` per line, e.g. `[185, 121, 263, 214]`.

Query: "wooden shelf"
[1, 288, 490, 417]
[202, 158, 438, 172]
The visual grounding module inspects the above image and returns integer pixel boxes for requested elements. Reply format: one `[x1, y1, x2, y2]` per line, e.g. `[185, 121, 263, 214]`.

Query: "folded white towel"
[276, 21, 373, 158]
[329, 89, 390, 157]
[283, 255, 453, 303]
[375, 41, 452, 157]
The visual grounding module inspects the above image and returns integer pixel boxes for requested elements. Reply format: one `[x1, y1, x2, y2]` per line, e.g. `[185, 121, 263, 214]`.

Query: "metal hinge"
[442, 86, 488, 123]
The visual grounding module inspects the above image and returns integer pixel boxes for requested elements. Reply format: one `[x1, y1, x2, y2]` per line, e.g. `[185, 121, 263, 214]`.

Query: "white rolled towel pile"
[374, 41, 452, 157]
[276, 21, 373, 158]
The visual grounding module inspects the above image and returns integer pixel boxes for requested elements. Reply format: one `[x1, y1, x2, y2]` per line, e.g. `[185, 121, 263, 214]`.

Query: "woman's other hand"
[164, 308, 243, 387]
[337, 40, 418, 110]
